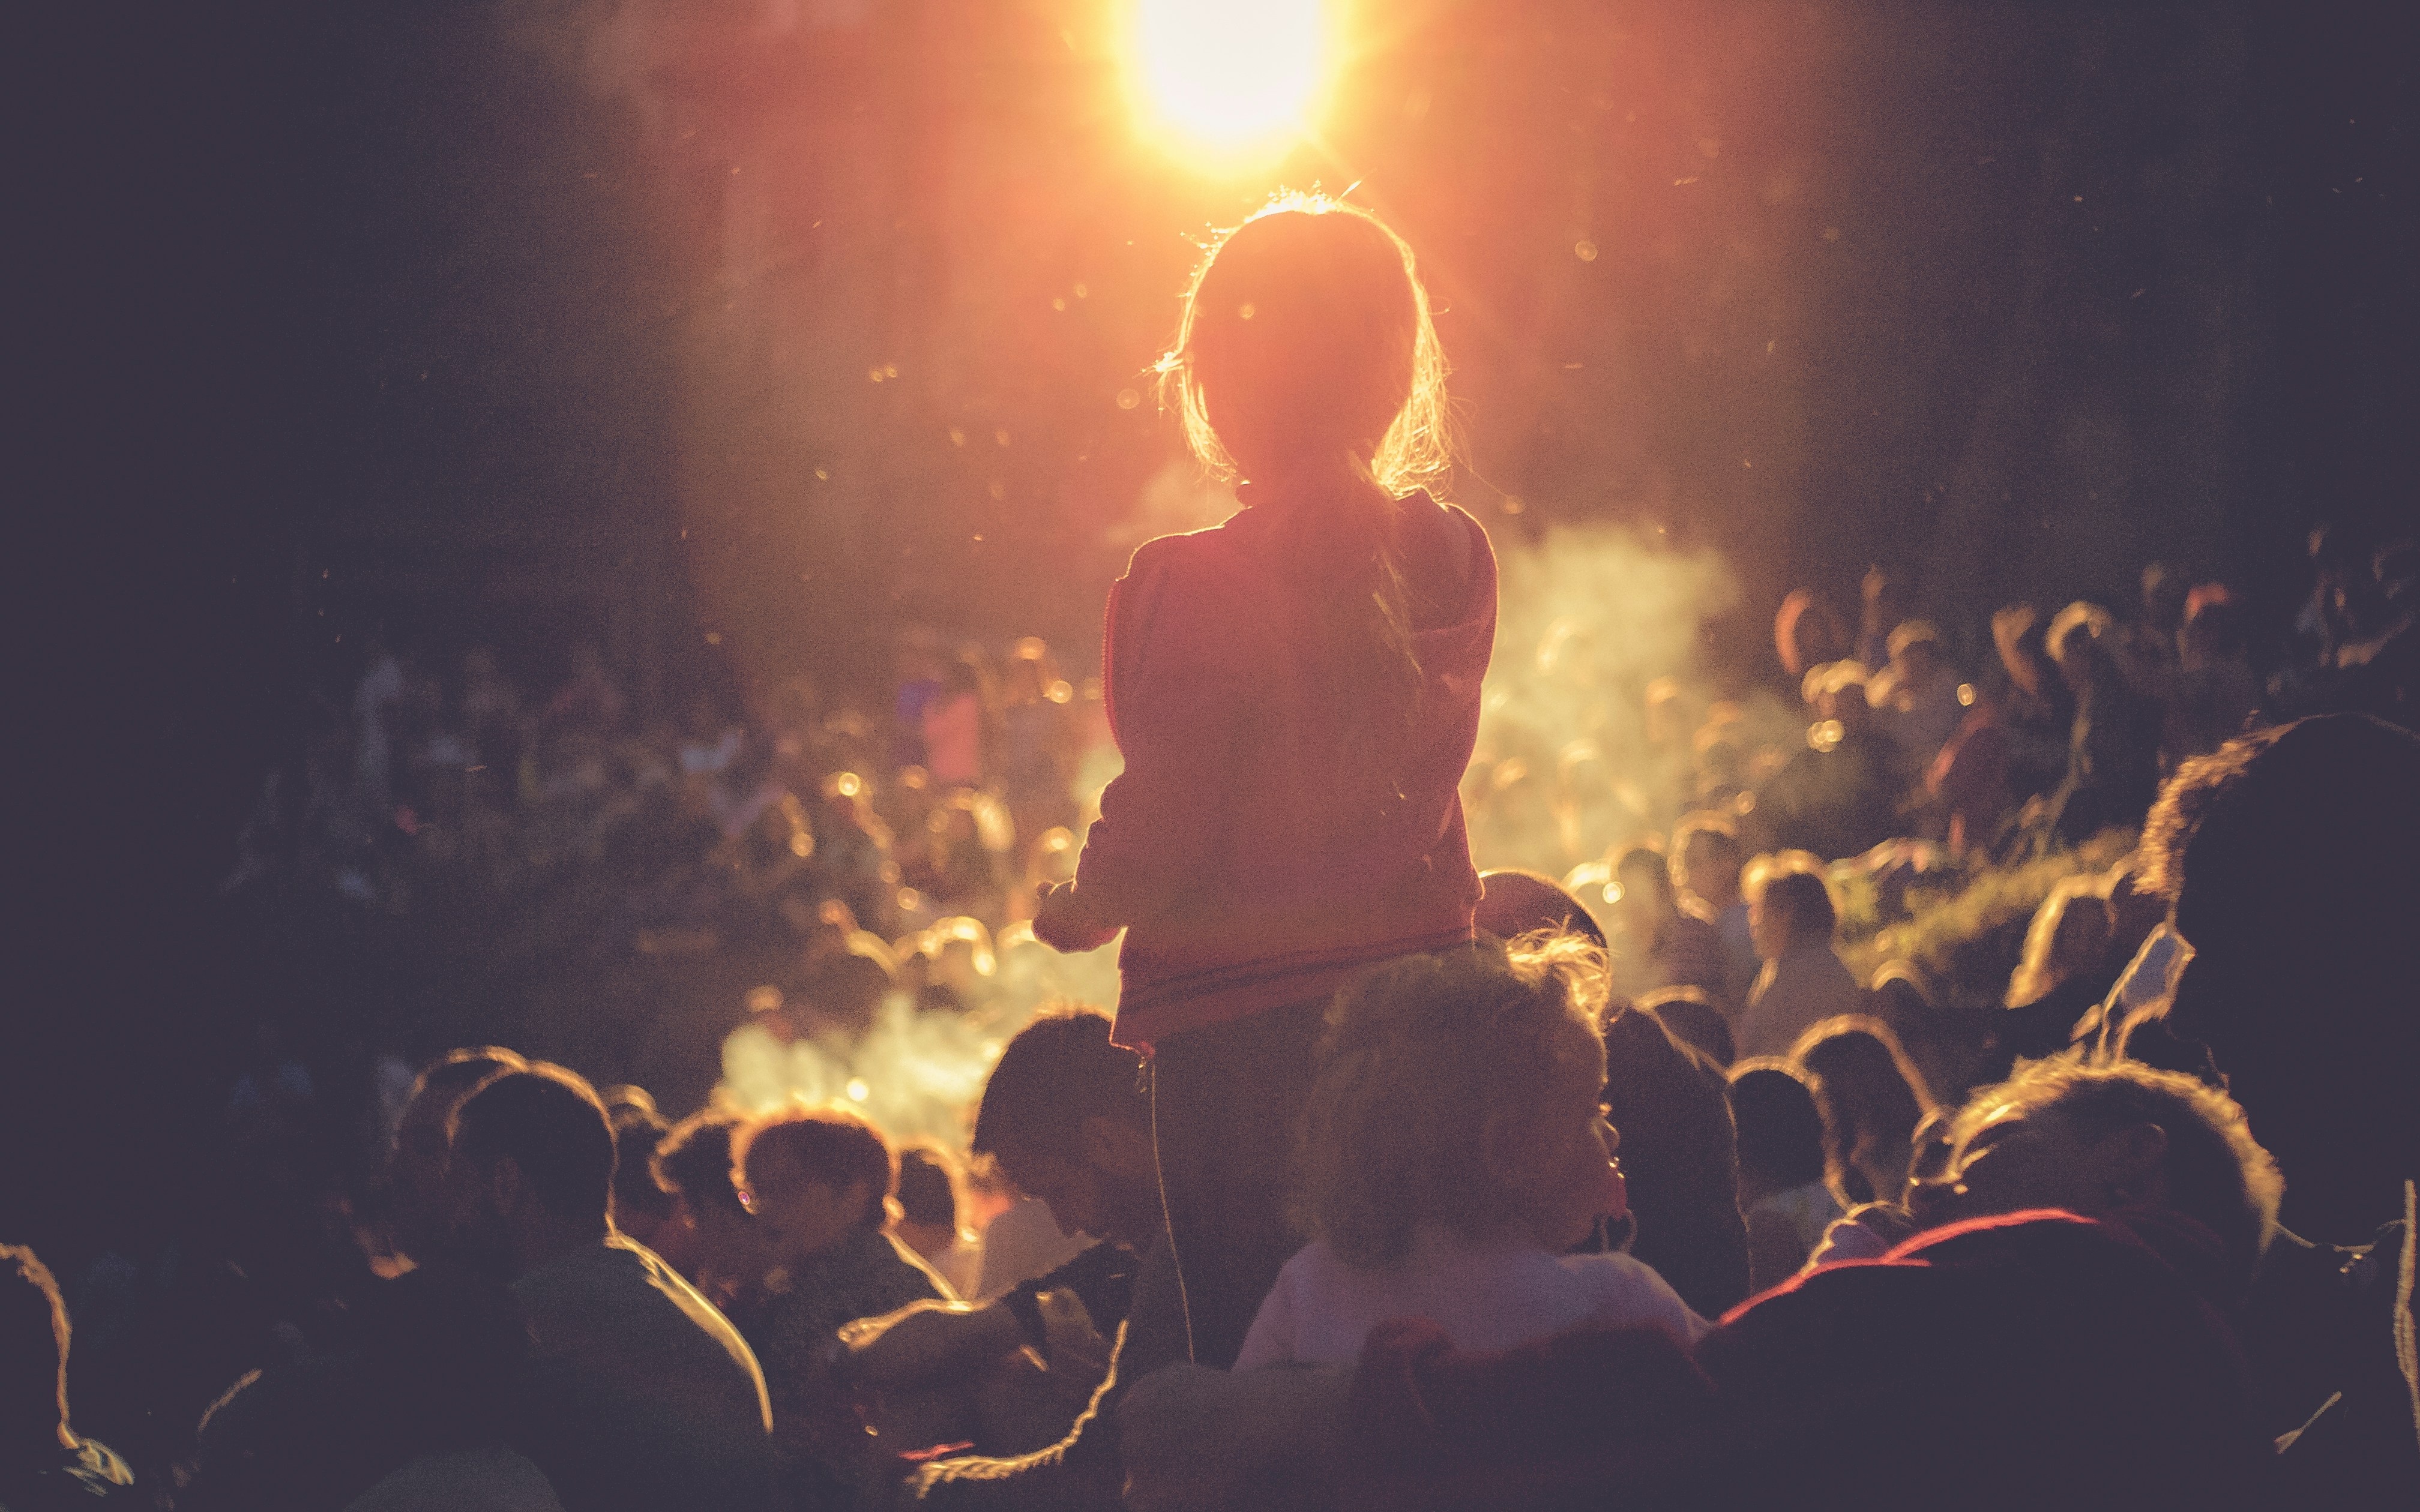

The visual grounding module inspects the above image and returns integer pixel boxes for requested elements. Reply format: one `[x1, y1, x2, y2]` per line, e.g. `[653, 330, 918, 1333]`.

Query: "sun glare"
[1130, 0, 1331, 166]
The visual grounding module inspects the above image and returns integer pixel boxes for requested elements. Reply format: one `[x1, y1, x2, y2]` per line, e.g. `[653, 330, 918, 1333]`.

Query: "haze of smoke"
[1464, 522, 1796, 881]
[717, 935, 1122, 1153]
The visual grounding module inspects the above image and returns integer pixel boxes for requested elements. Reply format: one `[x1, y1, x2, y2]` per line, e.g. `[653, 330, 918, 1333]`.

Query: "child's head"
[1297, 934, 1623, 1269]
[1160, 193, 1449, 492]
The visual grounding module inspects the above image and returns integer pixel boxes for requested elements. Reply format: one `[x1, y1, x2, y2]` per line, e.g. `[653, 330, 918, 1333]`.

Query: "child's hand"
[1032, 881, 1119, 953]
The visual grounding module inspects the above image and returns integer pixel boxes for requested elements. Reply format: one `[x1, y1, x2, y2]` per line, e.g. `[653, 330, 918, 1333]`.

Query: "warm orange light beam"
[1128, 0, 1331, 167]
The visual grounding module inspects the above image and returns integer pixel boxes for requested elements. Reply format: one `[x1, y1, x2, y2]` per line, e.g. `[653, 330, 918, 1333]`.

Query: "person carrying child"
[1032, 194, 1499, 1370]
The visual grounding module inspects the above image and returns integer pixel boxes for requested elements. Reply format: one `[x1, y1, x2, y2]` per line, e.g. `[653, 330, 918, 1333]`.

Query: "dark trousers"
[1142, 998, 1329, 1369]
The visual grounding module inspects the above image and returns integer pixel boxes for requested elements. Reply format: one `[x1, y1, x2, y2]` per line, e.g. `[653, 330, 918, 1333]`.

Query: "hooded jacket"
[1071, 487, 1496, 1049]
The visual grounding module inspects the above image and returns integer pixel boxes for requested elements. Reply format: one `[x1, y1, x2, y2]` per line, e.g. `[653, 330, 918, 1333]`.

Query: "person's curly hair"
[1294, 934, 1609, 1270]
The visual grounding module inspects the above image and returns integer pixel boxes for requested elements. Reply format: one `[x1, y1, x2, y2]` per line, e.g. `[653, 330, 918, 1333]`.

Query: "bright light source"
[1129, 0, 1330, 164]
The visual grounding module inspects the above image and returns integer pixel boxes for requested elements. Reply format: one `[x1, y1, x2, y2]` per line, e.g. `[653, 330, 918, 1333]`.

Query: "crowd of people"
[11, 197, 2418, 1510]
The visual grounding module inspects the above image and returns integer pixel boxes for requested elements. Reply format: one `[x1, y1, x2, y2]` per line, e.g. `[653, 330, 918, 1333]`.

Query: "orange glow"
[1128, 0, 1331, 167]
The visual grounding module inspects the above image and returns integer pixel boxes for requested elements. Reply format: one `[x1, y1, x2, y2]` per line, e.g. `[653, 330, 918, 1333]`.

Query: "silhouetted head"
[2128, 715, 2420, 1238]
[1674, 816, 1746, 911]
[1602, 1003, 1750, 1315]
[652, 1106, 763, 1291]
[2139, 561, 2187, 632]
[1162, 194, 1448, 491]
[603, 1088, 675, 1246]
[1919, 1055, 2281, 1292]
[390, 1046, 528, 1264]
[1728, 1061, 1829, 1198]
[1476, 869, 1609, 949]
[1790, 1016, 1936, 1207]
[1749, 866, 1836, 961]
[1639, 986, 1736, 1068]
[447, 1064, 616, 1279]
[733, 1105, 896, 1266]
[1993, 604, 2051, 701]
[971, 1006, 1158, 1250]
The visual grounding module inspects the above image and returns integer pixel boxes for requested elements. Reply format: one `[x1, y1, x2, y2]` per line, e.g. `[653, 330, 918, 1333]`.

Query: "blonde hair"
[1295, 934, 1609, 1270]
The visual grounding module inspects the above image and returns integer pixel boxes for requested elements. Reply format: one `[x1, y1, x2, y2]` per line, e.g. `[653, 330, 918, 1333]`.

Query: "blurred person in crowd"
[1789, 1016, 1937, 1209]
[1601, 1003, 1751, 1316]
[906, 793, 1014, 922]
[1759, 661, 1900, 861]
[854, 1008, 1154, 1496]
[2036, 602, 2163, 844]
[445, 1064, 777, 1512]
[1609, 845, 1726, 1004]
[1979, 874, 2116, 1082]
[544, 642, 625, 734]
[1032, 196, 1497, 1370]
[354, 632, 408, 809]
[1737, 865, 1863, 1060]
[1855, 565, 1909, 673]
[1924, 674, 2012, 859]
[1728, 1062, 1843, 1292]
[892, 629, 948, 772]
[893, 1145, 982, 1300]
[386, 1046, 529, 1267]
[1636, 985, 1735, 1069]
[2116, 560, 2188, 698]
[1866, 620, 1964, 782]
[601, 1087, 680, 1260]
[649, 1107, 767, 1310]
[2336, 535, 2417, 725]
[1474, 868, 1606, 948]
[809, 773, 901, 937]
[998, 638, 1081, 849]
[2167, 584, 2260, 765]
[792, 933, 899, 1043]
[727, 1105, 950, 1501]
[1673, 815, 1757, 1007]
[1772, 588, 1851, 680]
[1, 1244, 139, 1508]
[1989, 602, 2077, 802]
[923, 651, 995, 792]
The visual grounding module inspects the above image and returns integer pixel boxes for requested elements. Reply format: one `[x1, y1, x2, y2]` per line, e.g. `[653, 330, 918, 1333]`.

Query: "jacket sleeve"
[1069, 542, 1256, 928]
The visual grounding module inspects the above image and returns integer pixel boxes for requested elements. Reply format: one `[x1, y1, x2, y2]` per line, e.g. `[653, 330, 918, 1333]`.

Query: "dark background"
[13, 0, 2413, 1253]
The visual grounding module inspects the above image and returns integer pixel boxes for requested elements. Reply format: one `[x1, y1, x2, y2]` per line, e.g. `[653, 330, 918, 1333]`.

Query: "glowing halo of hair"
[1154, 191, 1453, 496]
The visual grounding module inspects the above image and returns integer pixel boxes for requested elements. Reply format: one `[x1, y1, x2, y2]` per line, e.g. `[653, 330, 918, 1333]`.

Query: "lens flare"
[1128, 0, 1331, 165]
